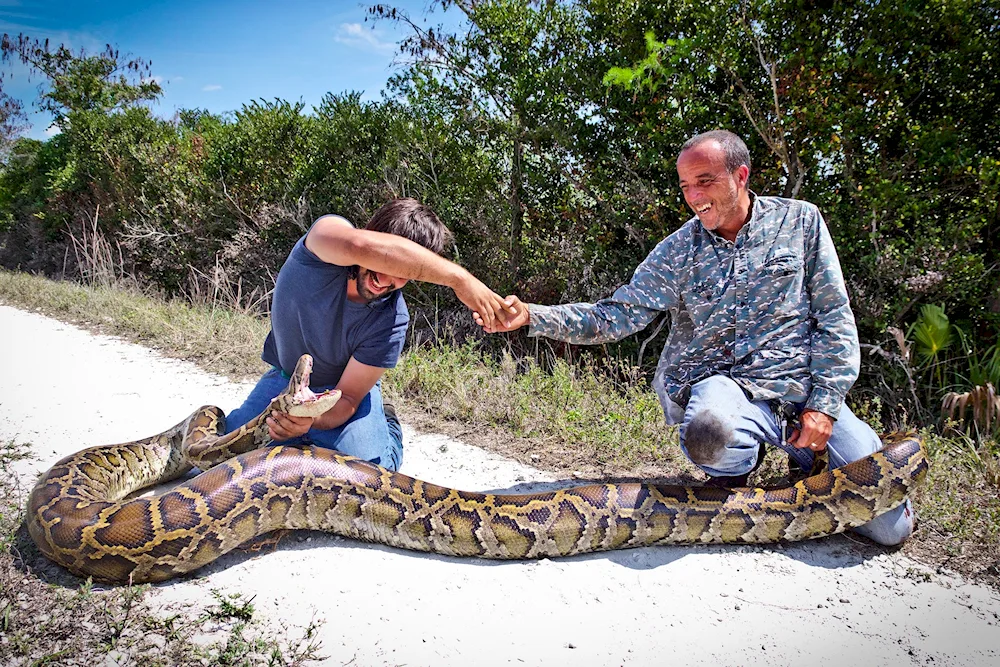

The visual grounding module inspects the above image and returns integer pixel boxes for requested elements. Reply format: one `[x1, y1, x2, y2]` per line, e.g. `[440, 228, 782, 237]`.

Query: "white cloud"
[44, 124, 60, 138]
[334, 22, 396, 53]
[202, 84, 222, 92]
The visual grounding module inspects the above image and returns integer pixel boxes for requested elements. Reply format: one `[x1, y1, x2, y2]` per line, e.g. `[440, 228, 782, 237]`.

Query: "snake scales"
[27, 354, 928, 584]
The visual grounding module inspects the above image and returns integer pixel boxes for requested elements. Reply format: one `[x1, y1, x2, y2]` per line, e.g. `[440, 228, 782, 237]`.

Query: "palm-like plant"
[909, 304, 954, 392]
[910, 304, 953, 364]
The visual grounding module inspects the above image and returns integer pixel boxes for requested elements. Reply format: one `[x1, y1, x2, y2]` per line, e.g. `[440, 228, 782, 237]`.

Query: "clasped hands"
[472, 294, 529, 332]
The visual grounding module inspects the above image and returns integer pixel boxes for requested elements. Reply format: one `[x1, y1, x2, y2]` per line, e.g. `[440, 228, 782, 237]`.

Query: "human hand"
[787, 409, 834, 452]
[474, 295, 530, 333]
[266, 411, 314, 441]
[454, 273, 518, 329]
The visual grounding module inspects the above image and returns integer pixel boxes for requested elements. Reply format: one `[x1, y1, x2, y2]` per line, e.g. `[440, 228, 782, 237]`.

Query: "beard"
[697, 179, 742, 232]
[354, 267, 396, 302]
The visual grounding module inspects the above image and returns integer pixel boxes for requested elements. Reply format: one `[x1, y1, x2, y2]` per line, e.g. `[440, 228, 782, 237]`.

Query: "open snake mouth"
[285, 355, 342, 416]
[290, 382, 339, 400]
[284, 386, 342, 417]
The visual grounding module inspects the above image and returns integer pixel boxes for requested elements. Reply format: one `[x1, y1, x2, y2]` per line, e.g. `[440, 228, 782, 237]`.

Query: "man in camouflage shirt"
[476, 130, 913, 545]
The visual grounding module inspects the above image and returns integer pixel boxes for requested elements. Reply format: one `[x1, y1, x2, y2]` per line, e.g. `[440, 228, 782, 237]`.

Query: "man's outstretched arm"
[306, 215, 516, 327]
[475, 236, 680, 344]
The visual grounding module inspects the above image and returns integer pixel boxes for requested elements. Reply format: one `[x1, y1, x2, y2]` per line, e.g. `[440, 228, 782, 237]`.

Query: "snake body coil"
[27, 355, 928, 584]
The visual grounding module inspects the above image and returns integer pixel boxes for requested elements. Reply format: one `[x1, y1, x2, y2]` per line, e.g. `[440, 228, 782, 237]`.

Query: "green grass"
[389, 340, 687, 472]
[916, 430, 1000, 552]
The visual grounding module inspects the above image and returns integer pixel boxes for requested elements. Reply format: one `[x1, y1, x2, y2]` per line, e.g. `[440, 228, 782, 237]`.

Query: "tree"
[371, 0, 593, 291]
[597, 0, 999, 413]
[0, 79, 27, 159]
[1, 34, 161, 125]
[0, 34, 166, 273]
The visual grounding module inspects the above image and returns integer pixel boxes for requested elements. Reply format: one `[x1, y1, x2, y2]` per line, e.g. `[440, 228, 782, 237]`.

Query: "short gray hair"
[679, 130, 751, 173]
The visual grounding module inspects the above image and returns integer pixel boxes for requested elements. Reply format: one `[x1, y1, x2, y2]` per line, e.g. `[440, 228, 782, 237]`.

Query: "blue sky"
[1, 0, 461, 139]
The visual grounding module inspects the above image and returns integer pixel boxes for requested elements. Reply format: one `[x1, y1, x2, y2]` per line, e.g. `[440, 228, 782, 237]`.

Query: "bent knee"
[854, 500, 915, 546]
[683, 410, 733, 466]
[864, 526, 913, 547]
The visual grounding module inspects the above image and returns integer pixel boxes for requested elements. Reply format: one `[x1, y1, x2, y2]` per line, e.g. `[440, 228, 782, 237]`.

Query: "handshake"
[471, 294, 530, 333]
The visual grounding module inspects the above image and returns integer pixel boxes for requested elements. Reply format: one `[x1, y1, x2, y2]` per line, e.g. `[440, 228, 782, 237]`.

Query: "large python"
[27, 354, 928, 584]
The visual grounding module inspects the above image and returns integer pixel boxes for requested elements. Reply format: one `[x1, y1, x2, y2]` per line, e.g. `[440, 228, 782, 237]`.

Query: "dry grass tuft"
[942, 383, 1000, 436]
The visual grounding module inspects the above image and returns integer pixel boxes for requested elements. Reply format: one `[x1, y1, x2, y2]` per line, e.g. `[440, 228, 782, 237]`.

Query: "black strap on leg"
[771, 400, 816, 472]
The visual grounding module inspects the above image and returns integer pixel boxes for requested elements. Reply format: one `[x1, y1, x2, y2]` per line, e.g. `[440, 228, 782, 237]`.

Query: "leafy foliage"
[0, 1, 997, 428]
[910, 304, 954, 366]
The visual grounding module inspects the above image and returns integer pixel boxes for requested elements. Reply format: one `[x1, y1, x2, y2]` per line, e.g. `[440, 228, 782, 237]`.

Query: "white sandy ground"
[1, 303, 999, 667]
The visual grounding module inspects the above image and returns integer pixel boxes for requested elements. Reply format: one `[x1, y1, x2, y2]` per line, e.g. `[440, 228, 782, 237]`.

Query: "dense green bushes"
[0, 0, 997, 427]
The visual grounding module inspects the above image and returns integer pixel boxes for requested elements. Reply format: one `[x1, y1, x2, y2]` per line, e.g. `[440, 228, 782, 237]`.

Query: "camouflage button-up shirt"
[527, 195, 859, 422]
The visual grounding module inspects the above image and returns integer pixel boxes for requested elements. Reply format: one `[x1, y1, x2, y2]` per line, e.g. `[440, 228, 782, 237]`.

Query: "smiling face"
[354, 267, 407, 302]
[676, 141, 751, 242]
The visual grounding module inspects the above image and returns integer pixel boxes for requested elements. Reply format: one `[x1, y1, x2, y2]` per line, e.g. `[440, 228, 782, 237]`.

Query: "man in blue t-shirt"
[225, 198, 514, 471]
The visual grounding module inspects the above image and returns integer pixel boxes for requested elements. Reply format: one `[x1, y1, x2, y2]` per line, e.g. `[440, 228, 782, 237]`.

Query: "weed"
[205, 589, 257, 623]
[102, 579, 147, 649]
[850, 394, 887, 434]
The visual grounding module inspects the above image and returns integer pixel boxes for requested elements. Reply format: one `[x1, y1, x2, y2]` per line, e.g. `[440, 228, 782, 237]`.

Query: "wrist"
[805, 386, 842, 419]
[447, 265, 474, 292]
[803, 407, 836, 423]
[315, 394, 356, 430]
[313, 410, 340, 430]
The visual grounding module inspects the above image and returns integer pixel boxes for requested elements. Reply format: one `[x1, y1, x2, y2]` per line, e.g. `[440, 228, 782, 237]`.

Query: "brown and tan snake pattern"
[27, 354, 929, 584]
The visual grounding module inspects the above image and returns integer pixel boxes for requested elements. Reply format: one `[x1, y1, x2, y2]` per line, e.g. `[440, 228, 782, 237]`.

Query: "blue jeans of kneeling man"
[224, 367, 403, 471]
[679, 375, 914, 546]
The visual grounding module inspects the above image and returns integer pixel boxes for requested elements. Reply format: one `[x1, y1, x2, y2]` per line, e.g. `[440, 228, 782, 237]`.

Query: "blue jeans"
[679, 375, 914, 546]
[224, 367, 403, 471]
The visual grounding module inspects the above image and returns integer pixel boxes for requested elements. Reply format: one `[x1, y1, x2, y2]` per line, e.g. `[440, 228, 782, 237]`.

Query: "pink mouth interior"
[292, 385, 339, 402]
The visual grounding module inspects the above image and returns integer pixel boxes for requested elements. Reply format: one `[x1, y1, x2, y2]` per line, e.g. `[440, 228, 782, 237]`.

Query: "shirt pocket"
[754, 254, 805, 317]
[760, 252, 803, 277]
[683, 279, 720, 328]
[752, 346, 810, 378]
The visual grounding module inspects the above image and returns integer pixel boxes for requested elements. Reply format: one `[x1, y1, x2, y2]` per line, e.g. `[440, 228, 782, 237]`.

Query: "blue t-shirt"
[262, 236, 409, 387]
